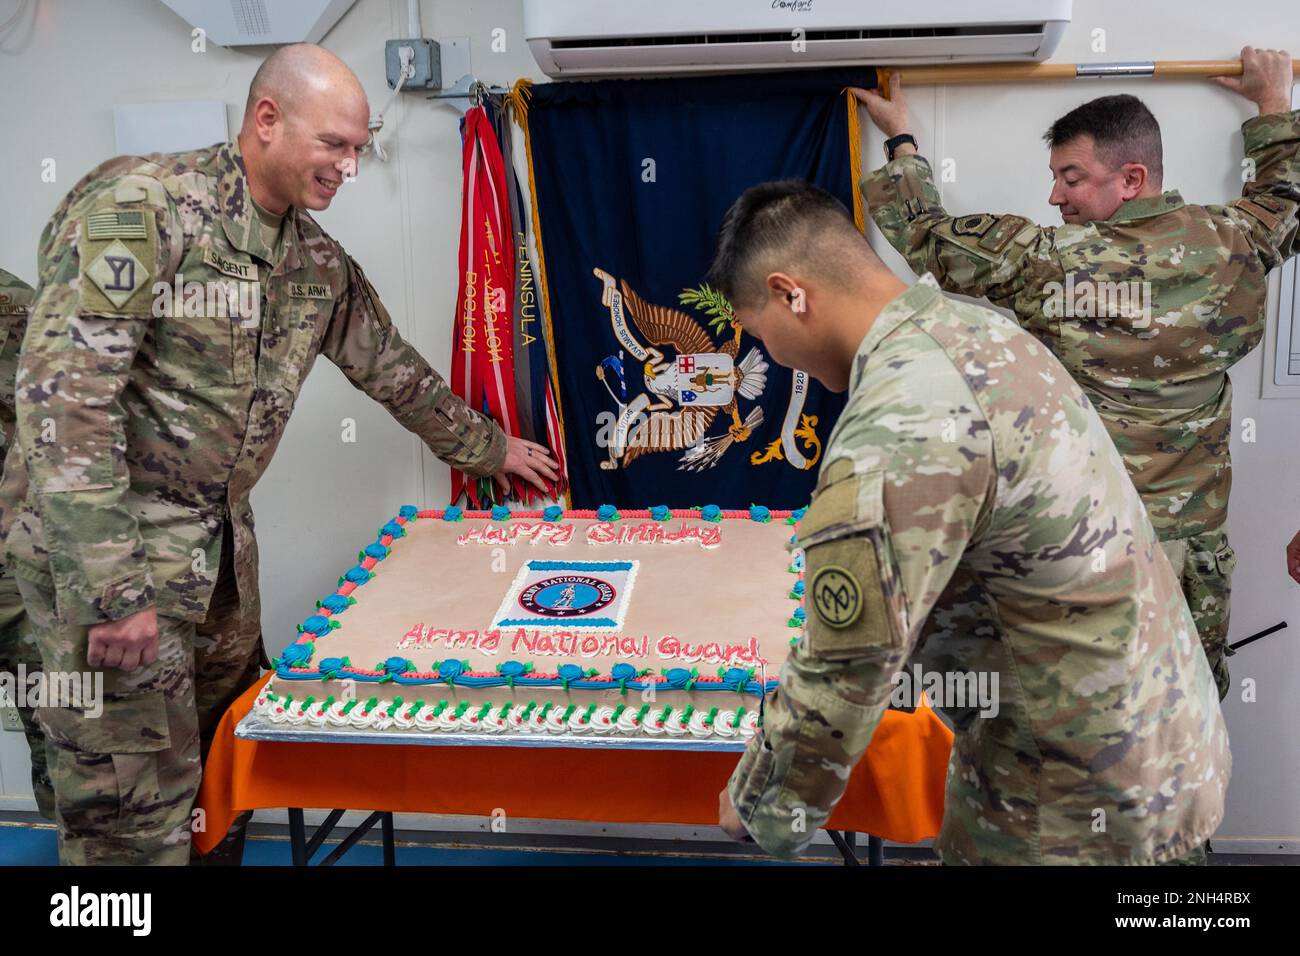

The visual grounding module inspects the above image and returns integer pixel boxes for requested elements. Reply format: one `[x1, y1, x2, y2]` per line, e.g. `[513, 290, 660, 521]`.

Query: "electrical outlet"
[385, 38, 440, 90]
[0, 701, 23, 732]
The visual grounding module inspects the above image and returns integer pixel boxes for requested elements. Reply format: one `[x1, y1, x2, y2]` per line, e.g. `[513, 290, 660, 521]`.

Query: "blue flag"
[521, 68, 873, 509]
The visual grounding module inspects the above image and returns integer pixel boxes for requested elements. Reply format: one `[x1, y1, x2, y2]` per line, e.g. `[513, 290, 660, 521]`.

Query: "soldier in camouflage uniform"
[710, 181, 1228, 864]
[0, 267, 53, 819]
[853, 47, 1300, 699]
[0, 44, 557, 865]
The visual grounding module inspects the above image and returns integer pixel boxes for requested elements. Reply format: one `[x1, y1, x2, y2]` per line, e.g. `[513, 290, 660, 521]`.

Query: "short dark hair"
[1043, 94, 1163, 181]
[707, 180, 872, 311]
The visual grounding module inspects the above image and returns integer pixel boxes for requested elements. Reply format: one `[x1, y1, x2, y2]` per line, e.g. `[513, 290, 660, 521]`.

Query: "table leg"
[868, 834, 884, 866]
[288, 808, 307, 867]
[304, 808, 346, 861]
[318, 811, 382, 866]
[382, 812, 396, 866]
[827, 829, 861, 866]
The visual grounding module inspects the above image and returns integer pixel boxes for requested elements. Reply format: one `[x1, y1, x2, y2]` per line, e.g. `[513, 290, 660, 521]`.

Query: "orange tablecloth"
[194, 677, 953, 855]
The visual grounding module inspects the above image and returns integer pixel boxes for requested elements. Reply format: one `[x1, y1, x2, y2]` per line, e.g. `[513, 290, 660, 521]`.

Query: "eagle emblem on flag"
[592, 268, 770, 472]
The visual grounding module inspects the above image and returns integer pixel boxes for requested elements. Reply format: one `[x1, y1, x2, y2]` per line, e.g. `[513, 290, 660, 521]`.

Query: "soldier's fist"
[850, 73, 914, 141]
[718, 787, 753, 843]
[87, 608, 159, 672]
[1214, 47, 1294, 115]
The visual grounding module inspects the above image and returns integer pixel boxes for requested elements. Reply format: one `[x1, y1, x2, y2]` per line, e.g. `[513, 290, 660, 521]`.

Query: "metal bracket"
[1076, 61, 1157, 78]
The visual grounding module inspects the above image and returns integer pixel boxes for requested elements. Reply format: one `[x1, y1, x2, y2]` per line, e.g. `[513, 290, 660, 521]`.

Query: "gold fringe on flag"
[506, 77, 572, 507]
[843, 87, 866, 234]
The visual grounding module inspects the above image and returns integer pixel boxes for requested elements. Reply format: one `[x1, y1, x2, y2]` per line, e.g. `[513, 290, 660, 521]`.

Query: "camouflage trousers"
[0, 566, 54, 818]
[16, 527, 263, 865]
[1159, 529, 1236, 701]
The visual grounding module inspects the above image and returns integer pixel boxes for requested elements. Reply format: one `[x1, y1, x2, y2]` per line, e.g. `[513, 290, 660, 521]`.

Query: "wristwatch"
[884, 133, 917, 161]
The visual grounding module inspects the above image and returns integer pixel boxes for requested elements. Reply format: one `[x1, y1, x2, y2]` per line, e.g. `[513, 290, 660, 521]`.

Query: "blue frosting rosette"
[662, 667, 698, 690]
[496, 660, 533, 687]
[278, 642, 315, 668]
[558, 663, 595, 689]
[317, 594, 354, 615]
[318, 657, 347, 678]
[720, 667, 754, 692]
[611, 662, 641, 693]
[381, 657, 414, 680]
[298, 614, 337, 638]
[435, 659, 466, 684]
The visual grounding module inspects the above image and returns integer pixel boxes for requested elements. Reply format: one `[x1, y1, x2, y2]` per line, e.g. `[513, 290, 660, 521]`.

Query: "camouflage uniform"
[864, 109, 1300, 699]
[728, 275, 1229, 864]
[0, 140, 506, 864]
[0, 268, 53, 819]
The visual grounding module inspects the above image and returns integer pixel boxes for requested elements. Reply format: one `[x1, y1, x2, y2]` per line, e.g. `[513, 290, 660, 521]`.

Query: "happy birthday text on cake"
[456, 521, 722, 549]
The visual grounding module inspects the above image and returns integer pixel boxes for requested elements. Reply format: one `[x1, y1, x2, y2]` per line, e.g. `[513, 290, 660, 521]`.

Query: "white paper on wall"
[1264, 85, 1300, 396]
[112, 100, 229, 156]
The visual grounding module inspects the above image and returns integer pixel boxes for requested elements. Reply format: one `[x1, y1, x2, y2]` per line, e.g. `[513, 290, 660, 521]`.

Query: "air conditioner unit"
[159, 0, 357, 48]
[523, 0, 1072, 78]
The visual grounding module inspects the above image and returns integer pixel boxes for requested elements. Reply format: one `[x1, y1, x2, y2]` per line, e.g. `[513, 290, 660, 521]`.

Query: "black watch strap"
[885, 133, 917, 161]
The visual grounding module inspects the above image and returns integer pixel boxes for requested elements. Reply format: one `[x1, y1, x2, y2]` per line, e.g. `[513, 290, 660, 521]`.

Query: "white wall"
[0, 0, 1295, 850]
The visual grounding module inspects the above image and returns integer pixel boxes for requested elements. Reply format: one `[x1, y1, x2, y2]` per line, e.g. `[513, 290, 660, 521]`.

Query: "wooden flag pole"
[875, 59, 1300, 97]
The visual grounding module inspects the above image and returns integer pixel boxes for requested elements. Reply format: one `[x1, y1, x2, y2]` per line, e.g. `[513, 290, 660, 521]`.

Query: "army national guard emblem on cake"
[493, 560, 638, 631]
[251, 504, 815, 743]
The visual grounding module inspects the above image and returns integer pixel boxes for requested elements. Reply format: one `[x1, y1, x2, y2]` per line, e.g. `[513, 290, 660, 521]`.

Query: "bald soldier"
[0, 44, 558, 865]
[0, 267, 53, 819]
[853, 47, 1300, 698]
[711, 181, 1228, 864]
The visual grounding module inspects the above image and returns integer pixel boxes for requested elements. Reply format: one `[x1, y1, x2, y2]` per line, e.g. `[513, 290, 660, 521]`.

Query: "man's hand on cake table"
[87, 607, 160, 672]
[718, 788, 754, 843]
[496, 436, 560, 496]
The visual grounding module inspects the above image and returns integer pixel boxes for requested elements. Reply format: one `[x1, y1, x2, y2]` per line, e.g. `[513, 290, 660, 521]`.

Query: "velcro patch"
[952, 213, 996, 237]
[202, 247, 257, 281]
[113, 184, 150, 204]
[289, 281, 333, 300]
[84, 239, 148, 309]
[0, 289, 28, 316]
[1238, 198, 1282, 232]
[978, 215, 1030, 254]
[85, 210, 147, 240]
[804, 535, 898, 657]
[798, 467, 902, 657]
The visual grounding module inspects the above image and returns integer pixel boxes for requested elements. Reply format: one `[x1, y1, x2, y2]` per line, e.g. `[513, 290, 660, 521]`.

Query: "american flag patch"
[85, 210, 147, 240]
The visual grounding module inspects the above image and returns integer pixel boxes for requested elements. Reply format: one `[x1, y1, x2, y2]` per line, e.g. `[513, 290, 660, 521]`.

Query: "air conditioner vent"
[550, 24, 1045, 51]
